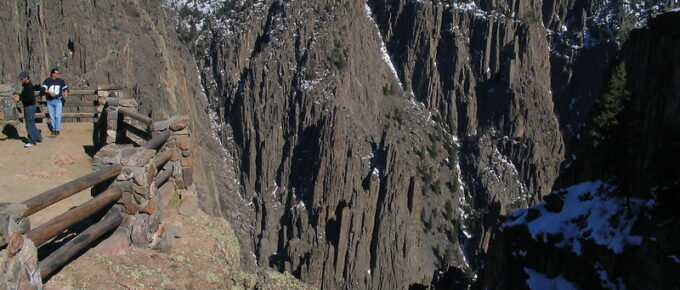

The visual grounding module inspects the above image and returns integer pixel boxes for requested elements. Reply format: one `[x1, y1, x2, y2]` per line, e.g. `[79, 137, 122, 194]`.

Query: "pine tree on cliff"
[590, 61, 631, 148]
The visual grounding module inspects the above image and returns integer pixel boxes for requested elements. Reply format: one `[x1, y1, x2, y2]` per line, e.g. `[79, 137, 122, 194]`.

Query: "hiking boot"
[55, 131, 60, 136]
[48, 131, 56, 138]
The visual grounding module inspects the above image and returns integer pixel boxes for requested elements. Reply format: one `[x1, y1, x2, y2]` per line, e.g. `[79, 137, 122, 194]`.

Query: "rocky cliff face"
[168, 0, 648, 288]
[482, 11, 680, 289]
[179, 0, 678, 288]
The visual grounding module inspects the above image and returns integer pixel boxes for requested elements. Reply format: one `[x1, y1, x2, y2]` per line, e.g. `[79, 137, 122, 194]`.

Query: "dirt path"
[0, 122, 95, 227]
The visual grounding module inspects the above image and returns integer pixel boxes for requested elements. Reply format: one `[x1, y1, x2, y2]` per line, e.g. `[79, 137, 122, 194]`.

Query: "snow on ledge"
[503, 181, 653, 255]
[363, 3, 404, 90]
[524, 268, 578, 290]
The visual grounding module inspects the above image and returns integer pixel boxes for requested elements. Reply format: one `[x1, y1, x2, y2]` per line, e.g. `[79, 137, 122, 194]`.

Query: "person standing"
[42, 68, 69, 137]
[13, 72, 44, 147]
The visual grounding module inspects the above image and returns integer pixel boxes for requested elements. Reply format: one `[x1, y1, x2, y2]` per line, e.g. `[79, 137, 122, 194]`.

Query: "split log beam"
[16, 100, 99, 108]
[18, 112, 97, 119]
[26, 187, 122, 246]
[104, 98, 135, 107]
[153, 150, 173, 169]
[142, 130, 172, 150]
[38, 208, 122, 279]
[20, 164, 122, 218]
[118, 108, 152, 125]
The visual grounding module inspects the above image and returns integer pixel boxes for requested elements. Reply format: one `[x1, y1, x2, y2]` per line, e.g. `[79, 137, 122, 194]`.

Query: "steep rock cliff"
[178, 0, 571, 287]
[483, 11, 680, 289]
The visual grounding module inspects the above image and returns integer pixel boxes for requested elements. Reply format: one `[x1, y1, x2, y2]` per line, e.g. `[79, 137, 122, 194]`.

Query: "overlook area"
[1, 0, 679, 289]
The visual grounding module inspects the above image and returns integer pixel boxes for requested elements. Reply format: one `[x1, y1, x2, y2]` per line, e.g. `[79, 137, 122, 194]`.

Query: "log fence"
[1, 90, 193, 287]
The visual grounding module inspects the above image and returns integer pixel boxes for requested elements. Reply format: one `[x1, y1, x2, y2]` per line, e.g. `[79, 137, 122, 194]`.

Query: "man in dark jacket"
[42, 68, 68, 137]
[13, 71, 43, 147]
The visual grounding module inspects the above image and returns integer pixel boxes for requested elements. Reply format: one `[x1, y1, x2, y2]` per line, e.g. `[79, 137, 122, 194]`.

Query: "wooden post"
[20, 164, 122, 218]
[26, 187, 122, 246]
[38, 208, 122, 279]
[118, 108, 152, 125]
[142, 130, 172, 150]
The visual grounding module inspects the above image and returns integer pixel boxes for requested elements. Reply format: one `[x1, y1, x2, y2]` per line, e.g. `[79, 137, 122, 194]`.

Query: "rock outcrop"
[183, 0, 677, 288]
[180, 0, 571, 288]
[483, 11, 680, 289]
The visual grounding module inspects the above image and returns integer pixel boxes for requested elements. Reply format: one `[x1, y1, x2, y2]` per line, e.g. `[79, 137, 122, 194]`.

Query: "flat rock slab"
[178, 195, 198, 217]
[92, 228, 130, 257]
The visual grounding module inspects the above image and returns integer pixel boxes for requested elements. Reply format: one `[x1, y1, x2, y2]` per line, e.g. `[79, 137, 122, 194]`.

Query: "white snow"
[363, 3, 404, 90]
[503, 181, 653, 255]
[670, 255, 680, 264]
[524, 268, 578, 290]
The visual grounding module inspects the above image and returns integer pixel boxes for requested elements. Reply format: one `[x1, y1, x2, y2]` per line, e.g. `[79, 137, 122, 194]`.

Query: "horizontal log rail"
[20, 164, 122, 218]
[104, 98, 135, 107]
[38, 207, 122, 279]
[16, 100, 100, 108]
[118, 108, 152, 125]
[142, 130, 172, 150]
[16, 89, 109, 96]
[26, 187, 122, 246]
[153, 150, 173, 169]
[17, 112, 98, 119]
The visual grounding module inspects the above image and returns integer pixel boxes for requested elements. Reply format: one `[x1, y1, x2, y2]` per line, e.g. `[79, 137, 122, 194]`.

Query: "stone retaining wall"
[93, 108, 193, 249]
[0, 205, 41, 289]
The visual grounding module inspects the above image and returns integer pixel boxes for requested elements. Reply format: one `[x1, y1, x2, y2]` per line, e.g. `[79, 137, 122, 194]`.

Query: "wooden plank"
[18, 112, 98, 119]
[20, 164, 122, 218]
[118, 108, 152, 125]
[142, 130, 172, 150]
[38, 208, 122, 279]
[26, 187, 122, 246]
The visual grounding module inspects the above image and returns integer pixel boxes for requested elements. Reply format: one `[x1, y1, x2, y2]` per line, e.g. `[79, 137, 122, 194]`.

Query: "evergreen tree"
[590, 61, 631, 148]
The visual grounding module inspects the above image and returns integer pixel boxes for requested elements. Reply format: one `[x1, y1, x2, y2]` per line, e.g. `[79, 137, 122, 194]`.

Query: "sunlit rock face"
[162, 0, 678, 289]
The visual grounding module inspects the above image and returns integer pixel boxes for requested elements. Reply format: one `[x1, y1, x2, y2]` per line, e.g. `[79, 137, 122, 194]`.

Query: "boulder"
[158, 182, 175, 209]
[130, 214, 153, 247]
[169, 115, 190, 131]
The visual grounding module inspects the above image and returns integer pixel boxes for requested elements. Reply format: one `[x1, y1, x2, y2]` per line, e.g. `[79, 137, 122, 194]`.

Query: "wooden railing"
[1, 95, 187, 284]
[6, 164, 122, 278]
[12, 89, 120, 123]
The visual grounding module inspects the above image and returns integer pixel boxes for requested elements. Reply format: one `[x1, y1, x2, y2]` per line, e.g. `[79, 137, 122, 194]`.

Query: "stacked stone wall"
[93, 107, 192, 249]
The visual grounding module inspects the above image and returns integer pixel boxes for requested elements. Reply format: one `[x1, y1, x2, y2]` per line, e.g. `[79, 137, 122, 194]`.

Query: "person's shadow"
[1, 123, 21, 140]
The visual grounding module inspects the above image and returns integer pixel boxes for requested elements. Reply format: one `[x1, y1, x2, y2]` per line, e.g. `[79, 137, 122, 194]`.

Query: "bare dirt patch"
[0, 122, 95, 227]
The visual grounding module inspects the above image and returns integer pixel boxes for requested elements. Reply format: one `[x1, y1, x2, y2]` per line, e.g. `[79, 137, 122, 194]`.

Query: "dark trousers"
[24, 105, 42, 144]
